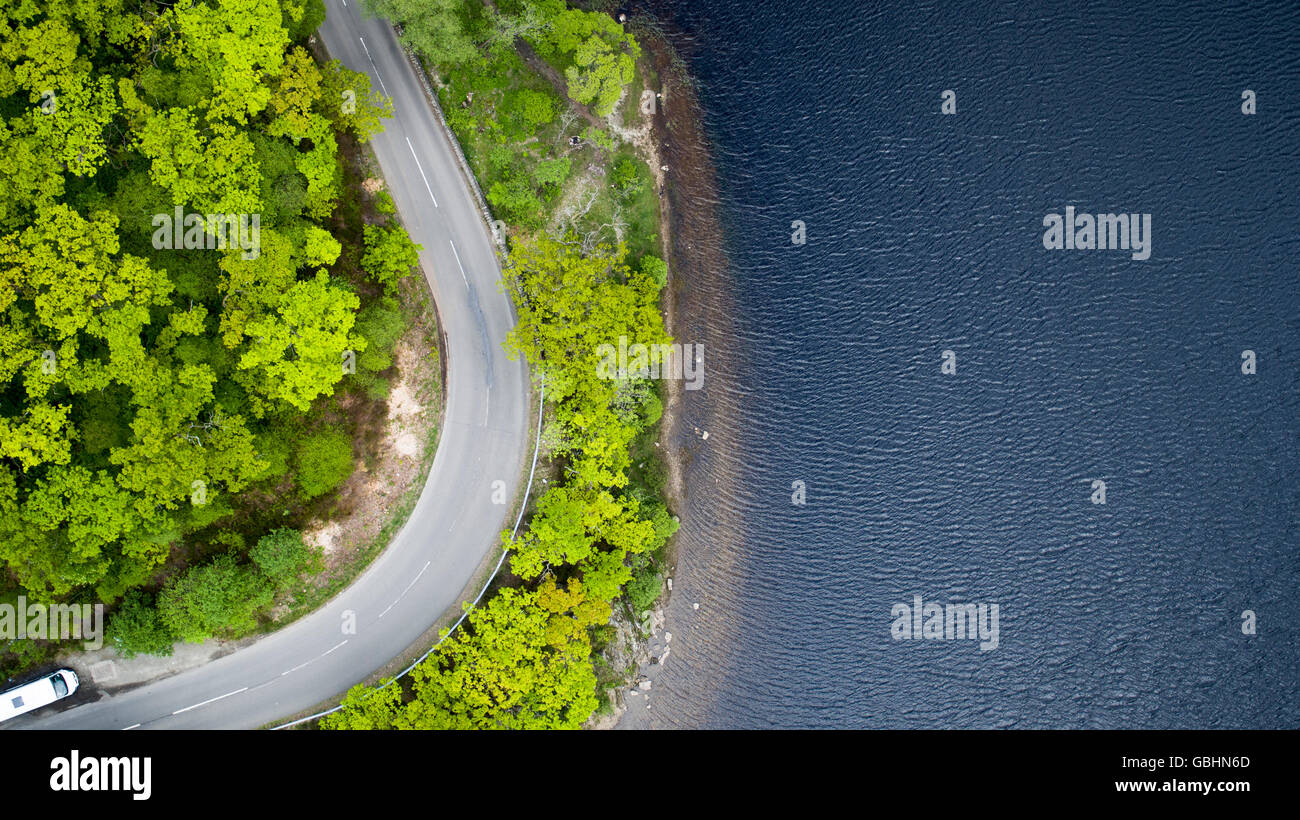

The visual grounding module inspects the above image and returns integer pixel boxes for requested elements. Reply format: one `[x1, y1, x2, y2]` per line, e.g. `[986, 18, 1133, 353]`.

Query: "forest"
[0, 0, 417, 673]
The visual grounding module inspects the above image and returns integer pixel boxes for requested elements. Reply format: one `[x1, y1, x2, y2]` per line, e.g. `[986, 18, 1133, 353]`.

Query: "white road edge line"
[358, 37, 390, 98]
[405, 137, 439, 206]
[172, 687, 248, 715]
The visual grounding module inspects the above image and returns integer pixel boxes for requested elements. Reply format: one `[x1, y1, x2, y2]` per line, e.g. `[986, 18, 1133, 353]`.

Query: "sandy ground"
[301, 316, 442, 572]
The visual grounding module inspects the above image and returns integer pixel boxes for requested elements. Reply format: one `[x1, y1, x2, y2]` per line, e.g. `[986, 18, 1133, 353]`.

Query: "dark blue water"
[633, 0, 1299, 728]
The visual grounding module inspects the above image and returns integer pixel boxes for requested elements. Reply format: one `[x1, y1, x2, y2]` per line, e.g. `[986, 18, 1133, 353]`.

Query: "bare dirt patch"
[296, 272, 444, 585]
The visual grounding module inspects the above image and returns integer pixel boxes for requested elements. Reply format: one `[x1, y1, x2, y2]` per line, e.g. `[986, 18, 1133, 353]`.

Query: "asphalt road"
[12, 2, 530, 729]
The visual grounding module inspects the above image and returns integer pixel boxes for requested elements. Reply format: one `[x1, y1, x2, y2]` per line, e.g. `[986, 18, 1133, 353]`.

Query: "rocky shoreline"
[593, 14, 749, 728]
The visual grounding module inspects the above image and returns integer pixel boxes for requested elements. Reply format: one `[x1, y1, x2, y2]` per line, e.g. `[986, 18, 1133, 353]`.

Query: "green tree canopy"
[157, 553, 275, 642]
[0, 0, 387, 608]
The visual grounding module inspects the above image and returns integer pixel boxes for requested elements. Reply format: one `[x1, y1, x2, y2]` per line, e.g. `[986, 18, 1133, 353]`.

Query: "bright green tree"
[251, 527, 320, 586]
[236, 271, 365, 413]
[364, 0, 483, 66]
[321, 682, 402, 729]
[108, 591, 177, 658]
[396, 587, 599, 729]
[293, 426, 354, 499]
[565, 34, 636, 116]
[157, 554, 275, 642]
[361, 224, 421, 294]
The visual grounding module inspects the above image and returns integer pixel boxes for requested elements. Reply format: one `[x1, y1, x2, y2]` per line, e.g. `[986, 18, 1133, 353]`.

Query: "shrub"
[352, 370, 391, 400]
[294, 426, 355, 499]
[361, 224, 421, 293]
[487, 176, 544, 228]
[358, 345, 393, 373]
[643, 502, 679, 555]
[502, 88, 556, 136]
[487, 144, 517, 173]
[254, 427, 294, 479]
[0, 639, 54, 681]
[625, 560, 662, 614]
[589, 623, 617, 651]
[177, 495, 234, 531]
[639, 452, 668, 496]
[108, 591, 177, 658]
[356, 296, 407, 354]
[354, 295, 406, 386]
[211, 530, 246, 551]
[286, 0, 326, 41]
[639, 254, 668, 289]
[532, 156, 571, 189]
[270, 172, 308, 220]
[251, 528, 321, 587]
[639, 391, 663, 430]
[611, 155, 643, 198]
[157, 554, 275, 642]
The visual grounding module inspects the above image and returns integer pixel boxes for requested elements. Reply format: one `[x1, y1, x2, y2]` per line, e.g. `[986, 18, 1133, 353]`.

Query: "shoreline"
[602, 14, 751, 729]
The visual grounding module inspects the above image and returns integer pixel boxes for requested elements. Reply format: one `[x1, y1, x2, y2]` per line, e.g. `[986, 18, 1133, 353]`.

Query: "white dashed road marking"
[281, 660, 313, 677]
[173, 687, 248, 715]
[379, 561, 431, 619]
[358, 37, 389, 97]
[448, 239, 470, 287]
[406, 137, 439, 207]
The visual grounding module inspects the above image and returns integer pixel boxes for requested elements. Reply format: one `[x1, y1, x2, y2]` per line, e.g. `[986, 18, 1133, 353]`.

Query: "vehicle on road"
[0, 670, 79, 723]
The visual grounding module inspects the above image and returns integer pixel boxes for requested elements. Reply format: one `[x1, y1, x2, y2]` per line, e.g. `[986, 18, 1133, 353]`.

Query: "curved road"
[13, 3, 530, 729]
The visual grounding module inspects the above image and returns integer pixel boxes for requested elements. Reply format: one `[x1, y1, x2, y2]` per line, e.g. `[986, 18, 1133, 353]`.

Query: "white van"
[0, 669, 79, 723]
